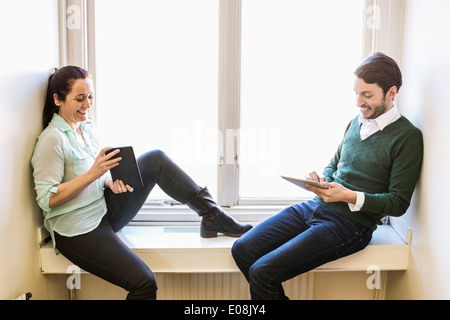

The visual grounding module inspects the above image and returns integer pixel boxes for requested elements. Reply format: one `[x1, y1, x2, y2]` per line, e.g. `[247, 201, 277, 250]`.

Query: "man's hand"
[305, 181, 357, 204]
[306, 171, 326, 183]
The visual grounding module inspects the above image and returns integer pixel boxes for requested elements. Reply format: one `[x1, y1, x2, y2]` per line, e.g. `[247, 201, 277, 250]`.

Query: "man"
[231, 52, 423, 300]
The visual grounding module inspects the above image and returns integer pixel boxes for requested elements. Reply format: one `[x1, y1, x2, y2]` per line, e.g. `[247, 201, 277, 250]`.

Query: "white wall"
[1, 0, 449, 300]
[387, 0, 450, 299]
[0, 0, 59, 299]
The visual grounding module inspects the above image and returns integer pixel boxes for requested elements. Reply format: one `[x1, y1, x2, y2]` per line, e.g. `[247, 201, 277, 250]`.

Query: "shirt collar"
[358, 103, 400, 131]
[50, 113, 88, 132]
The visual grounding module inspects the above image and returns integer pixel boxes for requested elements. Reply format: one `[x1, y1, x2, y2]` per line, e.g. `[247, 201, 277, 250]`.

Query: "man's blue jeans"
[231, 200, 373, 300]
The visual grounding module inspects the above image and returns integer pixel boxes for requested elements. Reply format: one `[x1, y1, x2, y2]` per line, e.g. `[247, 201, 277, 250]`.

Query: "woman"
[31, 66, 252, 300]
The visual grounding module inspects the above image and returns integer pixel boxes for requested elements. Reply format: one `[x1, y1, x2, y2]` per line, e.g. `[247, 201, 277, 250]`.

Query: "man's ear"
[387, 85, 398, 101]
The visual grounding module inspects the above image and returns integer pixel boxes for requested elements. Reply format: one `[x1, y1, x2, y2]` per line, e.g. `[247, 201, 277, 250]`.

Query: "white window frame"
[59, 0, 405, 224]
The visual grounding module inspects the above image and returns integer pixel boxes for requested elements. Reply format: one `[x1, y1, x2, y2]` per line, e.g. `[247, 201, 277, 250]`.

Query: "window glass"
[240, 0, 364, 198]
[95, 0, 219, 198]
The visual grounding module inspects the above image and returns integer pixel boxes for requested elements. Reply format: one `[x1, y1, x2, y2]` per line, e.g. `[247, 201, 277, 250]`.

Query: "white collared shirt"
[349, 103, 401, 212]
[358, 103, 401, 140]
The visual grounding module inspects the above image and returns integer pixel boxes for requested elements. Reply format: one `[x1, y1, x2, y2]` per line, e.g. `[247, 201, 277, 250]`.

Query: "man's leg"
[232, 200, 318, 299]
[245, 205, 373, 300]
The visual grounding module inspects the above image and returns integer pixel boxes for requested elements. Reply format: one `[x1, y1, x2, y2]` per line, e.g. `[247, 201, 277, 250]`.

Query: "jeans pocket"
[335, 229, 373, 259]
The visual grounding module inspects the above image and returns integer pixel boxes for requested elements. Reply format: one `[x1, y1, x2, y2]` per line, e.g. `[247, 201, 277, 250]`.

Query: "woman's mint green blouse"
[31, 113, 107, 252]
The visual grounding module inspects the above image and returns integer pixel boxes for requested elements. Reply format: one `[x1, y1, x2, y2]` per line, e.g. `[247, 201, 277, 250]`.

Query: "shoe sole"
[200, 229, 250, 238]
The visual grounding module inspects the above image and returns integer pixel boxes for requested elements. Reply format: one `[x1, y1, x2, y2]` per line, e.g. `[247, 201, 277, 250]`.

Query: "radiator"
[154, 272, 314, 300]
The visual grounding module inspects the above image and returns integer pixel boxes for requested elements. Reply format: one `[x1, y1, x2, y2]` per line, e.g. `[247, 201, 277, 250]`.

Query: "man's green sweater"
[316, 115, 423, 230]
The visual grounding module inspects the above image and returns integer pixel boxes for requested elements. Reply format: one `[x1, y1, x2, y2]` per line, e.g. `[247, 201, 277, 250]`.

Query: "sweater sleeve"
[362, 129, 423, 217]
[323, 144, 340, 182]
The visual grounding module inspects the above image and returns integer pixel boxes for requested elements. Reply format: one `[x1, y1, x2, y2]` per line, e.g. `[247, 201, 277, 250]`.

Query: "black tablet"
[105, 146, 144, 187]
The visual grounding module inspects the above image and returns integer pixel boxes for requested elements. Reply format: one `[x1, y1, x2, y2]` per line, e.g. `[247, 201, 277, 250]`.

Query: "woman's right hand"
[88, 147, 122, 181]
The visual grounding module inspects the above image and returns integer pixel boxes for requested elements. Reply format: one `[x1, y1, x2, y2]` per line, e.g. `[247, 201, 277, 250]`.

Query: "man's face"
[354, 77, 394, 120]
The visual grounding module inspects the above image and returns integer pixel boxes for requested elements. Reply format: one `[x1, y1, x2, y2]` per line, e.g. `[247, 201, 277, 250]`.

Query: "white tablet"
[281, 175, 328, 191]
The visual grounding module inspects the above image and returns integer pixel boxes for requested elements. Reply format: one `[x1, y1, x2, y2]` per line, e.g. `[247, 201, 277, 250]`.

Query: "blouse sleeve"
[31, 130, 65, 212]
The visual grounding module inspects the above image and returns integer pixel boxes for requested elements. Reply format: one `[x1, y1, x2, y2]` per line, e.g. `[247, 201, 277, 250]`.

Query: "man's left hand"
[305, 182, 357, 204]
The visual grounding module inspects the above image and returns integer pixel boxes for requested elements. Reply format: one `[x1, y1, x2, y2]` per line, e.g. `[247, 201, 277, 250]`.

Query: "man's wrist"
[348, 191, 365, 212]
[346, 190, 357, 205]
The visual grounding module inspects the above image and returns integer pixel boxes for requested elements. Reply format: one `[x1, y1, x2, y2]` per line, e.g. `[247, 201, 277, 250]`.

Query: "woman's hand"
[99, 148, 134, 194]
[88, 147, 122, 181]
[106, 177, 134, 194]
[48, 147, 128, 208]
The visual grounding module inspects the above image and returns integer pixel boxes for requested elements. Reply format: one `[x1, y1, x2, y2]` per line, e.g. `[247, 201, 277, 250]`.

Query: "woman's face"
[54, 78, 94, 129]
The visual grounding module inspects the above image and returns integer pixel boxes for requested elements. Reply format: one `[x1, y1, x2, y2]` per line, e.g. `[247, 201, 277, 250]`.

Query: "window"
[94, 0, 364, 208]
[239, 0, 364, 200]
[67, 0, 403, 222]
[94, 0, 219, 200]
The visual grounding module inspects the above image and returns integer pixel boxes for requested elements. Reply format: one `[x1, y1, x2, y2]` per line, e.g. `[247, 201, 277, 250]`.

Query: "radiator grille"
[154, 272, 313, 300]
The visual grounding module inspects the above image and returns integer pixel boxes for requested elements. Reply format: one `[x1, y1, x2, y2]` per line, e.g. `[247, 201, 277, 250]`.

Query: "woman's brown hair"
[42, 66, 90, 129]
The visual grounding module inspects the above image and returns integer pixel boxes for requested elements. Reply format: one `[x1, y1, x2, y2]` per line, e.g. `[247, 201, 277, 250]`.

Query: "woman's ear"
[53, 93, 62, 107]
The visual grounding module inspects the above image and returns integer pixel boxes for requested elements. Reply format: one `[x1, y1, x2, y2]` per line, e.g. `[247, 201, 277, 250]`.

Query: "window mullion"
[58, 0, 68, 66]
[61, 0, 88, 68]
[363, 0, 405, 61]
[218, 0, 242, 207]
[61, 0, 98, 121]
[85, 0, 97, 122]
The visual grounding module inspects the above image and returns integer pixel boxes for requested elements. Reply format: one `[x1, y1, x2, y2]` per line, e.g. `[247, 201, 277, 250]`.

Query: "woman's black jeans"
[55, 149, 202, 300]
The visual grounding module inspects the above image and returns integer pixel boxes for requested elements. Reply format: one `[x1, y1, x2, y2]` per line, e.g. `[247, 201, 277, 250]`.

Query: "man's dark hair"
[354, 52, 402, 95]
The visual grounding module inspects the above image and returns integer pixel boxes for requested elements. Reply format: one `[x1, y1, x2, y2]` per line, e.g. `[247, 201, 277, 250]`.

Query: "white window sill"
[132, 203, 291, 224]
[40, 217, 410, 274]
